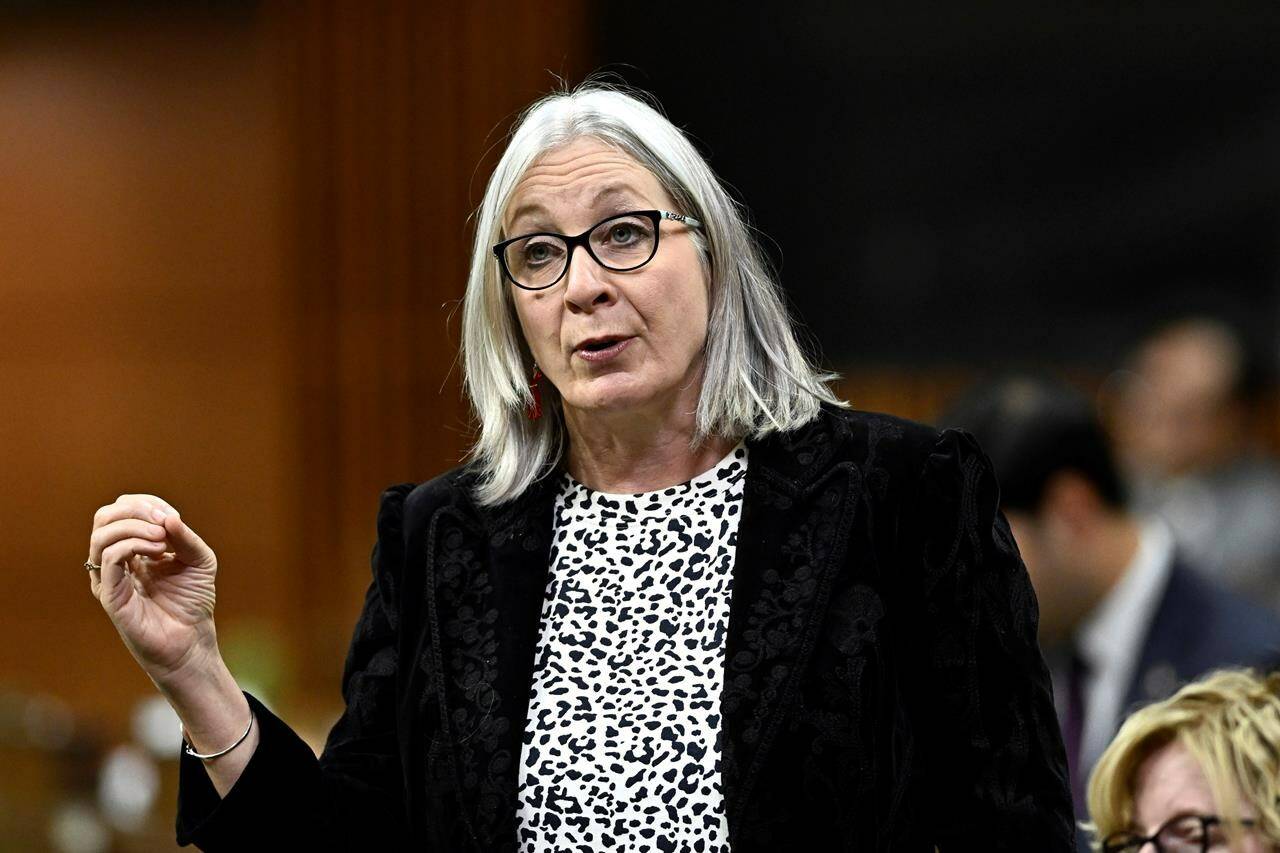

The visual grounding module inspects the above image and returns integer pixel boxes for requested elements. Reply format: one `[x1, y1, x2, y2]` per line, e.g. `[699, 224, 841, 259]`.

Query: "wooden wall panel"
[0, 10, 297, 736]
[0, 0, 594, 746]
[278, 0, 596, 701]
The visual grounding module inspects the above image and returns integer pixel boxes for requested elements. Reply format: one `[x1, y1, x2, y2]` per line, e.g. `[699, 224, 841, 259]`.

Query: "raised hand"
[88, 494, 220, 688]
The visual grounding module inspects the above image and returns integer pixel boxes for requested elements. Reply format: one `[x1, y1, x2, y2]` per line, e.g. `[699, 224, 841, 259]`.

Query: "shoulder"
[365, 466, 482, 606]
[753, 403, 988, 494]
[362, 466, 485, 587]
[765, 407, 1016, 584]
[1165, 562, 1280, 665]
[385, 461, 555, 544]
[822, 404, 938, 454]
[382, 464, 482, 532]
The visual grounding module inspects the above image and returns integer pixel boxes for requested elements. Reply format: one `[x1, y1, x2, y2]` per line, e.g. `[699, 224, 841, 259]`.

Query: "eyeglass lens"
[1104, 815, 1229, 852]
[502, 213, 658, 289]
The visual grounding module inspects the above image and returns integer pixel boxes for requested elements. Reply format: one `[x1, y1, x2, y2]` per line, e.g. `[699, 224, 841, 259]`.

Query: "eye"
[1102, 834, 1144, 853]
[520, 238, 563, 267]
[1157, 815, 1220, 851]
[1202, 823, 1230, 849]
[598, 216, 653, 246]
[608, 223, 638, 244]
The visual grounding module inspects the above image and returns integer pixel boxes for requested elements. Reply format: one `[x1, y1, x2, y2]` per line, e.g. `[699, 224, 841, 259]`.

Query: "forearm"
[157, 656, 259, 798]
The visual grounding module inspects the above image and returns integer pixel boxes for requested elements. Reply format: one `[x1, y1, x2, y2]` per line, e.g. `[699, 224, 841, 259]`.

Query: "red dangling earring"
[526, 364, 543, 420]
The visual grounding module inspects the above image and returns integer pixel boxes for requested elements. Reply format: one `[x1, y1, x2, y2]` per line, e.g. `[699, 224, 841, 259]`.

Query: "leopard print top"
[516, 445, 747, 853]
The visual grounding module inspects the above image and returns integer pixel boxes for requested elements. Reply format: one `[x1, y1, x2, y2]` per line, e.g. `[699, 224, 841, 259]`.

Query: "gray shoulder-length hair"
[461, 82, 844, 506]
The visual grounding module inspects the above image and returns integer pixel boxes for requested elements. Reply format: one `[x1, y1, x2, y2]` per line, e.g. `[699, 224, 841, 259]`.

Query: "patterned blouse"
[516, 445, 748, 853]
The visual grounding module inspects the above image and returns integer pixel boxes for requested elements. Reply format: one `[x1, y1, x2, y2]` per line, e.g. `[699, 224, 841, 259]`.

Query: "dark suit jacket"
[175, 407, 1075, 851]
[1125, 559, 1280, 715]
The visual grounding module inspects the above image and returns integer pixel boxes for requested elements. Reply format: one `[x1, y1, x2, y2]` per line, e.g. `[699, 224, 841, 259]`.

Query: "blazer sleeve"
[175, 483, 417, 851]
[904, 428, 1076, 850]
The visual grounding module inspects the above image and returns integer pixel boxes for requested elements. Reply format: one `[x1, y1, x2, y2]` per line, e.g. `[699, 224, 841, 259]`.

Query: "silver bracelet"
[182, 711, 255, 761]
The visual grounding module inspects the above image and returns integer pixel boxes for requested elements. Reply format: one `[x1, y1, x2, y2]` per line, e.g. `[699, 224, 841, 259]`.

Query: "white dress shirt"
[1060, 518, 1175, 773]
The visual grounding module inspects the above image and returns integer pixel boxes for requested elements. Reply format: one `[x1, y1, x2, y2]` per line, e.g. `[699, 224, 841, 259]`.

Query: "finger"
[89, 568, 102, 600]
[160, 513, 214, 568]
[94, 495, 178, 531]
[100, 537, 168, 594]
[89, 518, 167, 565]
[115, 493, 178, 512]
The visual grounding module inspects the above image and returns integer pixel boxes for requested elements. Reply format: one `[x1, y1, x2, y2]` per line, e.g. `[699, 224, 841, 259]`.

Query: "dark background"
[601, 4, 1280, 371]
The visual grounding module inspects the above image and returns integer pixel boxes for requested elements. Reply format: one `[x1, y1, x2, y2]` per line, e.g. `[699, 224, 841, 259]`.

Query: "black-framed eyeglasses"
[1102, 814, 1258, 852]
[492, 209, 703, 291]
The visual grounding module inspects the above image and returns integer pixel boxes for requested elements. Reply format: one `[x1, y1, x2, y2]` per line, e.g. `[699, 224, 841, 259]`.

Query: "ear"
[1040, 470, 1104, 532]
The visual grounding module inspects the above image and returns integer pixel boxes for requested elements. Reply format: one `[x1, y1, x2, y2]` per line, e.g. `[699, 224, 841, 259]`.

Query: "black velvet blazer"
[176, 407, 1076, 851]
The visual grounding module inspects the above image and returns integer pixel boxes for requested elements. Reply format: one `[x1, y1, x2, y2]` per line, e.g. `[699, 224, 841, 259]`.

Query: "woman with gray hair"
[86, 83, 1074, 850]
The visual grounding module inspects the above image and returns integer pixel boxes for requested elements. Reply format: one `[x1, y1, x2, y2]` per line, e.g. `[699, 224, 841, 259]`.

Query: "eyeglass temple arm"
[659, 210, 703, 229]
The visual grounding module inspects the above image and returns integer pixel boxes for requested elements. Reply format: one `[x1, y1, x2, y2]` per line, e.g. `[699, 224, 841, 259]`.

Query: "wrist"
[183, 708, 255, 761]
[155, 656, 248, 747]
[147, 634, 226, 698]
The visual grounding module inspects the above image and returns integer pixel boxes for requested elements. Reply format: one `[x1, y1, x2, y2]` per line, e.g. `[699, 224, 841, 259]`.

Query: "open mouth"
[580, 337, 622, 352]
[574, 336, 632, 361]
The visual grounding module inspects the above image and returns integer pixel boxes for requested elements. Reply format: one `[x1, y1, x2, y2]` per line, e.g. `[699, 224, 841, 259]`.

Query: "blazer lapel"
[1123, 560, 1194, 715]
[424, 474, 556, 851]
[722, 415, 861, 837]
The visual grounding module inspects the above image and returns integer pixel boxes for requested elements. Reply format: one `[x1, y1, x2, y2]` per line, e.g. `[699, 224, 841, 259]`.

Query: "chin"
[562, 374, 663, 415]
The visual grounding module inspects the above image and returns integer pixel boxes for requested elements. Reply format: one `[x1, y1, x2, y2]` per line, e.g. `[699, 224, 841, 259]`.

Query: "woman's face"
[503, 137, 709, 423]
[1129, 740, 1270, 852]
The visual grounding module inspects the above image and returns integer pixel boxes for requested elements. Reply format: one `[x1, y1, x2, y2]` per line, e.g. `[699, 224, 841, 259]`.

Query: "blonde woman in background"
[1087, 669, 1280, 852]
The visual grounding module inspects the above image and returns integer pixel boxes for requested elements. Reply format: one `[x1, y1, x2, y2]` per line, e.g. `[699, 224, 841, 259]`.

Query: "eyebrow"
[505, 184, 648, 235]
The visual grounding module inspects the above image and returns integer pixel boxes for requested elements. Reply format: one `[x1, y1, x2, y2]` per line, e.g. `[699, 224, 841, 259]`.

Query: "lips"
[573, 335, 633, 363]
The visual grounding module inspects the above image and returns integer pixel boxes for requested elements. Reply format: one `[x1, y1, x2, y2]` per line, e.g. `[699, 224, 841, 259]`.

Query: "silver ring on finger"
[84, 559, 101, 572]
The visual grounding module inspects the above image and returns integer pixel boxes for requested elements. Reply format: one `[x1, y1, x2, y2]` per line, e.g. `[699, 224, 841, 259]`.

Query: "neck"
[562, 402, 736, 494]
[1083, 512, 1144, 613]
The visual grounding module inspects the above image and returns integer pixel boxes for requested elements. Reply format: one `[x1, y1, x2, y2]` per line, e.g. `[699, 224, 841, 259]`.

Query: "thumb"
[163, 513, 215, 568]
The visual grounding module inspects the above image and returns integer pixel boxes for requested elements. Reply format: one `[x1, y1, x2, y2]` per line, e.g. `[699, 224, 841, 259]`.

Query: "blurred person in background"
[83, 85, 1075, 851]
[1113, 318, 1280, 612]
[943, 376, 1280, 846]
[1086, 668, 1280, 852]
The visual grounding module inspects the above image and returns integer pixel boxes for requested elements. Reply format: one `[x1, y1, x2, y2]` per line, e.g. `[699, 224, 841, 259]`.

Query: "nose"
[562, 243, 617, 315]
